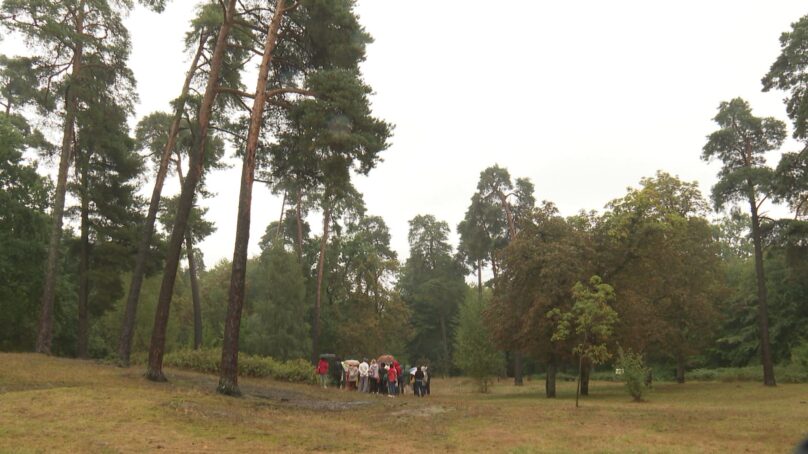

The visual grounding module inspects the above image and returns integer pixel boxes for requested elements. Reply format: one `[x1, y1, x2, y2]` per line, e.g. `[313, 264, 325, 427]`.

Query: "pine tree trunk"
[440, 315, 450, 375]
[185, 234, 203, 350]
[576, 355, 583, 408]
[545, 358, 557, 398]
[311, 206, 331, 365]
[218, 0, 286, 396]
[676, 354, 685, 384]
[146, 0, 237, 382]
[580, 358, 590, 396]
[513, 351, 524, 386]
[77, 158, 90, 359]
[36, 2, 85, 354]
[296, 189, 304, 263]
[749, 195, 776, 386]
[276, 191, 286, 240]
[118, 33, 207, 366]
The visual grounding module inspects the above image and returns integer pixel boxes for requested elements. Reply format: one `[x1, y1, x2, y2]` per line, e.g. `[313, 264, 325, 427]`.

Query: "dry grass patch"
[1, 353, 806, 453]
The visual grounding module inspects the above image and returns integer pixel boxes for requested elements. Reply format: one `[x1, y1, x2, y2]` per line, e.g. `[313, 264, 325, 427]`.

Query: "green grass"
[1, 353, 807, 452]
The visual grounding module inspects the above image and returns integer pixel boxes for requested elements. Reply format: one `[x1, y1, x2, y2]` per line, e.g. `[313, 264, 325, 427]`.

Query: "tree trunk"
[576, 355, 583, 408]
[118, 33, 207, 366]
[311, 206, 331, 364]
[295, 188, 304, 263]
[146, 0, 238, 382]
[513, 351, 524, 386]
[77, 157, 90, 359]
[545, 358, 557, 398]
[749, 196, 776, 386]
[580, 358, 590, 396]
[186, 234, 203, 350]
[218, 0, 286, 396]
[675, 354, 685, 384]
[175, 150, 203, 352]
[36, 2, 85, 354]
[275, 191, 286, 240]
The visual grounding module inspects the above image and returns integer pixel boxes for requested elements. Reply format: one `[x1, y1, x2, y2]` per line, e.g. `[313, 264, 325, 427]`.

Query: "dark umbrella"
[377, 354, 395, 365]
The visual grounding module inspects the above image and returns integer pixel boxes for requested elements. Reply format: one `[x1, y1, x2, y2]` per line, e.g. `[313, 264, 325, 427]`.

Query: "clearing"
[0, 353, 806, 453]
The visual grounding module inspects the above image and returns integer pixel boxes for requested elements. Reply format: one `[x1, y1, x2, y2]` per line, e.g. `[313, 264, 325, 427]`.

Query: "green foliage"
[762, 14, 808, 139]
[0, 117, 51, 350]
[163, 349, 315, 383]
[548, 276, 619, 367]
[242, 244, 310, 360]
[400, 214, 466, 374]
[616, 347, 650, 402]
[453, 289, 504, 393]
[791, 342, 808, 371]
[688, 365, 808, 383]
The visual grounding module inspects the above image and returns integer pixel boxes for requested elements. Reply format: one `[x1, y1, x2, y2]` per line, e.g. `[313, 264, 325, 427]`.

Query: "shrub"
[162, 349, 315, 383]
[616, 347, 650, 402]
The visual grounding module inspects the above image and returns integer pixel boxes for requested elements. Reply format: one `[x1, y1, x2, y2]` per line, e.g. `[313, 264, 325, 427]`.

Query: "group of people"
[315, 356, 430, 397]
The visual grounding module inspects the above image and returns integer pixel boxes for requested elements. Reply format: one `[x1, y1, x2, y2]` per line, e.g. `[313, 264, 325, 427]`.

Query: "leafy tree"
[0, 0, 151, 354]
[548, 275, 618, 408]
[241, 243, 309, 360]
[489, 202, 593, 397]
[702, 98, 786, 386]
[453, 288, 504, 393]
[0, 116, 51, 350]
[600, 172, 723, 383]
[474, 164, 535, 385]
[762, 14, 808, 140]
[400, 215, 466, 374]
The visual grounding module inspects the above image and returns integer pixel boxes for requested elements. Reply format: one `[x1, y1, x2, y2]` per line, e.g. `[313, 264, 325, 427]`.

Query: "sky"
[6, 1, 808, 266]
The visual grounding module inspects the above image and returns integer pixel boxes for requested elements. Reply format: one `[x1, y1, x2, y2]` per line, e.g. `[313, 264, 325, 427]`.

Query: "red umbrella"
[377, 354, 394, 365]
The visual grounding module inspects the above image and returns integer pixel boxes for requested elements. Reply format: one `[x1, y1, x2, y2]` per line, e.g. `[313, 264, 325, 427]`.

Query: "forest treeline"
[2, 2, 808, 396]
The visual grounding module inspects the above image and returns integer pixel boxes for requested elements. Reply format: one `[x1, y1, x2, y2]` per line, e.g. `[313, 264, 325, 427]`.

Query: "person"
[330, 357, 343, 388]
[316, 357, 329, 388]
[392, 359, 403, 395]
[414, 366, 425, 397]
[369, 359, 379, 394]
[359, 358, 369, 393]
[379, 364, 388, 395]
[347, 364, 359, 391]
[387, 362, 398, 397]
[423, 366, 431, 396]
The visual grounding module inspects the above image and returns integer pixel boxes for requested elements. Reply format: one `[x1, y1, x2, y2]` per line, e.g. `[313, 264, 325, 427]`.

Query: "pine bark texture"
[218, 0, 287, 396]
[311, 206, 331, 365]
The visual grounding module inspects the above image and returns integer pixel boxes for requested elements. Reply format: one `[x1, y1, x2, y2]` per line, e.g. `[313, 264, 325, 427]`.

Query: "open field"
[0, 353, 806, 453]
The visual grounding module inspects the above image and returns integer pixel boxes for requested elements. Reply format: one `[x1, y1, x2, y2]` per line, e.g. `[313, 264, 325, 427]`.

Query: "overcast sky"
[7, 1, 808, 266]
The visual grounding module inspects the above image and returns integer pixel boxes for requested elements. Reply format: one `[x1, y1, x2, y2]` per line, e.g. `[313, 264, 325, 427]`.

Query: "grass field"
[0, 353, 806, 453]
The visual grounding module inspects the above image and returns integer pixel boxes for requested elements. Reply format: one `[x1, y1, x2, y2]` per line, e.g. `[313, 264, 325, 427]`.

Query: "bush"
[162, 349, 315, 383]
[687, 365, 808, 383]
[616, 347, 650, 402]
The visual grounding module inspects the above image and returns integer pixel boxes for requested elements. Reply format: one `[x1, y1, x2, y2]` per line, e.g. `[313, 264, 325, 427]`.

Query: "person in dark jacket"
[414, 366, 425, 397]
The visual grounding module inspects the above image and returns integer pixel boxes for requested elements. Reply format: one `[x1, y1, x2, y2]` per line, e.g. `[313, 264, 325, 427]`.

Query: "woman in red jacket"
[316, 358, 329, 388]
[387, 363, 398, 397]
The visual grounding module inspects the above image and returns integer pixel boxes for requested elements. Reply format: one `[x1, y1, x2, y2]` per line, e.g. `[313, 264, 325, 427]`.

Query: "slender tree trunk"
[295, 188, 304, 263]
[311, 206, 331, 364]
[576, 355, 583, 408]
[77, 158, 90, 359]
[491, 255, 498, 280]
[186, 235, 203, 350]
[545, 357, 557, 398]
[513, 352, 524, 386]
[146, 0, 238, 382]
[36, 3, 85, 354]
[218, 0, 287, 396]
[749, 196, 776, 386]
[276, 191, 286, 240]
[676, 353, 685, 384]
[580, 358, 590, 396]
[118, 33, 207, 366]
[175, 154, 204, 351]
[440, 315, 450, 375]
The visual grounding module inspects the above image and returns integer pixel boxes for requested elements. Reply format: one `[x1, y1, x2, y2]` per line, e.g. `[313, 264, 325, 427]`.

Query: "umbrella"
[409, 367, 418, 376]
[343, 359, 360, 367]
[377, 354, 394, 365]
